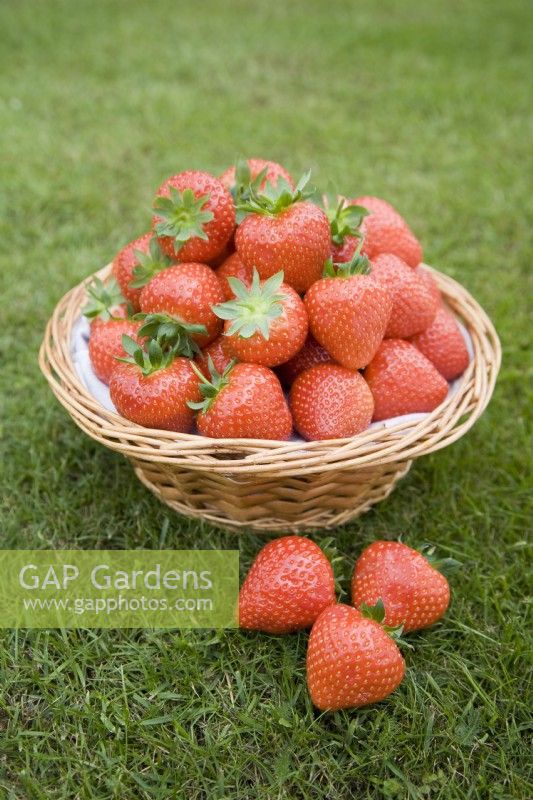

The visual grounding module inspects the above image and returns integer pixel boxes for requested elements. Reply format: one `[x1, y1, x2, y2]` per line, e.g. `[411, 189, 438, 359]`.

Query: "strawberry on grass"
[306, 603, 406, 711]
[152, 170, 235, 262]
[235, 170, 331, 293]
[290, 363, 374, 441]
[212, 269, 308, 367]
[351, 540, 460, 632]
[139, 262, 225, 351]
[189, 359, 293, 440]
[304, 250, 392, 370]
[109, 336, 201, 431]
[239, 535, 336, 634]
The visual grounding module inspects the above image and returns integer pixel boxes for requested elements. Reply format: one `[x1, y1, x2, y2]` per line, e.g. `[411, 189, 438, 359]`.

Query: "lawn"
[0, 0, 532, 797]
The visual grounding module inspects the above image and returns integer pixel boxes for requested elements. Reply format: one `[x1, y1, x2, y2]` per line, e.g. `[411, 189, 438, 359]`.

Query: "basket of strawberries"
[39, 159, 501, 532]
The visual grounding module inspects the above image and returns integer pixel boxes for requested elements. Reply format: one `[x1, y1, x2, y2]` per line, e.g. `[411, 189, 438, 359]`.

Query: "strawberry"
[82, 277, 128, 325]
[276, 335, 332, 386]
[325, 195, 368, 264]
[112, 233, 174, 311]
[353, 195, 406, 226]
[351, 541, 458, 632]
[139, 262, 225, 351]
[235, 171, 331, 293]
[213, 270, 308, 367]
[220, 157, 295, 201]
[215, 252, 253, 301]
[239, 536, 336, 634]
[416, 265, 442, 307]
[195, 335, 235, 378]
[304, 254, 392, 370]
[290, 364, 374, 440]
[370, 253, 439, 338]
[152, 170, 235, 262]
[88, 319, 142, 384]
[306, 604, 405, 711]
[190, 361, 292, 440]
[109, 337, 201, 431]
[361, 214, 423, 268]
[411, 306, 470, 381]
[364, 339, 449, 420]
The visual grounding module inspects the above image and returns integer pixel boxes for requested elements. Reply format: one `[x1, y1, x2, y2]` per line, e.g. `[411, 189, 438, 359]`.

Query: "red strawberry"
[411, 306, 470, 381]
[112, 233, 174, 310]
[195, 335, 235, 378]
[276, 335, 332, 386]
[416, 265, 442, 307]
[139, 262, 225, 350]
[207, 236, 235, 269]
[239, 536, 336, 634]
[213, 270, 308, 367]
[236, 172, 331, 293]
[191, 361, 292, 440]
[88, 319, 142, 384]
[304, 256, 392, 370]
[220, 157, 295, 196]
[152, 170, 235, 262]
[215, 252, 253, 301]
[290, 364, 374, 440]
[370, 253, 439, 338]
[364, 339, 449, 420]
[361, 214, 423, 268]
[353, 195, 406, 226]
[352, 541, 455, 632]
[306, 604, 405, 711]
[109, 337, 201, 431]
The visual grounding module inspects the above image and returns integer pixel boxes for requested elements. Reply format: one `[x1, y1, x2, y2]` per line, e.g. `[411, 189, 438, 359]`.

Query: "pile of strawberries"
[239, 536, 459, 711]
[84, 158, 470, 440]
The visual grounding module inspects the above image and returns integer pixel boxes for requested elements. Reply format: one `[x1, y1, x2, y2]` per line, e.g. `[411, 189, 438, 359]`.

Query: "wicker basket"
[39, 264, 501, 533]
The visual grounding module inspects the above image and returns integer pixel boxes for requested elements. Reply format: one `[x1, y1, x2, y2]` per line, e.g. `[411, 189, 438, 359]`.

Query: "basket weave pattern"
[39, 264, 501, 532]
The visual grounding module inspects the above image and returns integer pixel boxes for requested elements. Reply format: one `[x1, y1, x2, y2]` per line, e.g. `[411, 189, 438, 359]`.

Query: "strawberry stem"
[237, 170, 315, 217]
[82, 277, 126, 321]
[188, 357, 235, 413]
[128, 236, 174, 289]
[153, 187, 214, 252]
[212, 269, 286, 340]
[135, 313, 207, 359]
[116, 335, 177, 377]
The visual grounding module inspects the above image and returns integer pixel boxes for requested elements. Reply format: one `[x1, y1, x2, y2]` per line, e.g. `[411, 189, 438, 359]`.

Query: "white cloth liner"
[71, 315, 474, 440]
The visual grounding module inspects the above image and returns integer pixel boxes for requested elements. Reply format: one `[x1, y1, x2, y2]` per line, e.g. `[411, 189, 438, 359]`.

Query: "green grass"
[1, 0, 532, 797]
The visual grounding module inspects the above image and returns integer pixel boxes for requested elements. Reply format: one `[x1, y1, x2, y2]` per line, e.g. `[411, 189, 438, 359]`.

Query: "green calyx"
[212, 269, 286, 340]
[418, 543, 463, 578]
[187, 357, 235, 414]
[116, 335, 177, 377]
[153, 187, 214, 252]
[129, 236, 174, 289]
[323, 243, 371, 279]
[326, 195, 369, 246]
[359, 599, 413, 649]
[231, 157, 269, 222]
[135, 313, 207, 359]
[237, 169, 316, 217]
[82, 277, 127, 321]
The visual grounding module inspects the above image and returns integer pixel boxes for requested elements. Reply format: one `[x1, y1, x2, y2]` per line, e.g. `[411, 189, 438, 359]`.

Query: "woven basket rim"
[39, 263, 501, 476]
